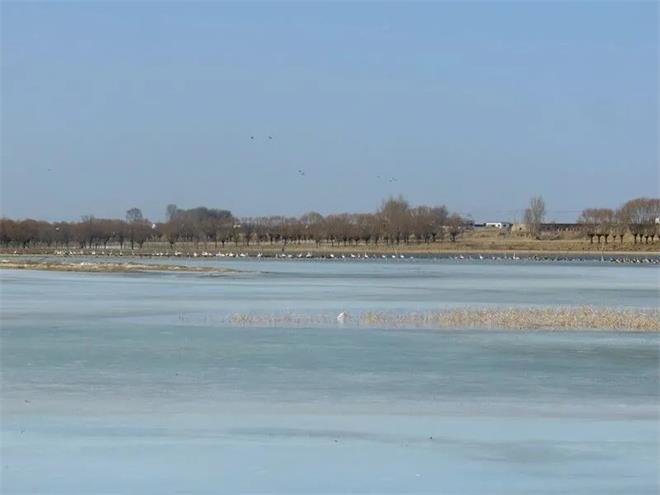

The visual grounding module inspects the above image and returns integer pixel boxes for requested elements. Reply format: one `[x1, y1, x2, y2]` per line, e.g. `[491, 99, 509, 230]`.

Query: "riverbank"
[1, 250, 658, 265]
[1, 236, 658, 258]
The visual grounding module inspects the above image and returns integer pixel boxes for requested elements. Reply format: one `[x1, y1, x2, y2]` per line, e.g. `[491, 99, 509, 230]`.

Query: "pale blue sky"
[1, 1, 657, 222]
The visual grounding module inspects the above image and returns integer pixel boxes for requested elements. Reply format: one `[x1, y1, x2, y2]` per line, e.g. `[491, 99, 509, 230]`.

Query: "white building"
[485, 222, 512, 229]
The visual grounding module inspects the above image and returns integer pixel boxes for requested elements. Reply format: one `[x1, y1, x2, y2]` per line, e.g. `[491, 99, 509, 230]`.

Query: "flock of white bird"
[44, 249, 659, 264]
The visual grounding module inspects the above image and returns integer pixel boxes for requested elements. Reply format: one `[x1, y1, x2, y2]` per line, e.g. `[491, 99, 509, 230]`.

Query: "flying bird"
[298, 169, 305, 176]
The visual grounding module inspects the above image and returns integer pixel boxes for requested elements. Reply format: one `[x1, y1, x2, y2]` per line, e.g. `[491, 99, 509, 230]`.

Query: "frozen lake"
[1, 259, 658, 494]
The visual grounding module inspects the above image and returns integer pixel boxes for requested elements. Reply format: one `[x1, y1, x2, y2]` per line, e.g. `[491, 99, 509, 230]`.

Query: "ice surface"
[1, 259, 658, 493]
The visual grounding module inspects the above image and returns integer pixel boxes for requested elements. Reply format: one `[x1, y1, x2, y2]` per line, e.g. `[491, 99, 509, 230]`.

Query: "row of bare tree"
[1, 196, 657, 249]
[158, 198, 466, 247]
[577, 197, 660, 244]
[0, 197, 467, 249]
[0, 214, 154, 250]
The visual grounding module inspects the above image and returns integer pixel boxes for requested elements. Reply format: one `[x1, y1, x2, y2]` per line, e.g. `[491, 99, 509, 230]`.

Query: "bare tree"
[446, 213, 465, 242]
[523, 196, 546, 238]
[619, 197, 660, 243]
[379, 195, 411, 245]
[0, 219, 17, 247]
[577, 208, 614, 244]
[126, 208, 149, 249]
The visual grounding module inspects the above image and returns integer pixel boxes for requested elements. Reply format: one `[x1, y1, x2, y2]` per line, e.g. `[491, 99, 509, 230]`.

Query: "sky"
[1, 1, 658, 223]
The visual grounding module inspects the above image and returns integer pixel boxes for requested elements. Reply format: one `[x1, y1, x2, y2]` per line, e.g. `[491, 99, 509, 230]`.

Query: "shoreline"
[1, 241, 659, 259]
[2, 247, 660, 257]
[0, 259, 240, 274]
[1, 250, 658, 264]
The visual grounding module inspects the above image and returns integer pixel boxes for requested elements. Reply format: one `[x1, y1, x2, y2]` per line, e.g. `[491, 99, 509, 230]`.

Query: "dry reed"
[227, 307, 660, 331]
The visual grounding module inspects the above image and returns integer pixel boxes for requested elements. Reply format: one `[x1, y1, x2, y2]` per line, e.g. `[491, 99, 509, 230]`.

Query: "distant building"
[484, 222, 512, 229]
[541, 223, 581, 232]
[513, 223, 580, 233]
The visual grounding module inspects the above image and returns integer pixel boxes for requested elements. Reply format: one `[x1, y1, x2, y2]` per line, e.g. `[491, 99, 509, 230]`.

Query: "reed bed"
[228, 306, 660, 331]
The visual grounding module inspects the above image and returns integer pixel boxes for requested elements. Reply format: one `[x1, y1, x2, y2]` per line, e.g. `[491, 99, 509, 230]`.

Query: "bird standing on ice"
[337, 312, 348, 323]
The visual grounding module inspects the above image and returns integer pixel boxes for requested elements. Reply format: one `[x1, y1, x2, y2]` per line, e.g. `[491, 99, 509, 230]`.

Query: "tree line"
[0, 197, 461, 249]
[0, 196, 658, 249]
[577, 197, 660, 244]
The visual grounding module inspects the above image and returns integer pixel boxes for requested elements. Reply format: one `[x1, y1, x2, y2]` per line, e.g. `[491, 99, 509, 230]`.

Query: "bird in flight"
[298, 169, 305, 176]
